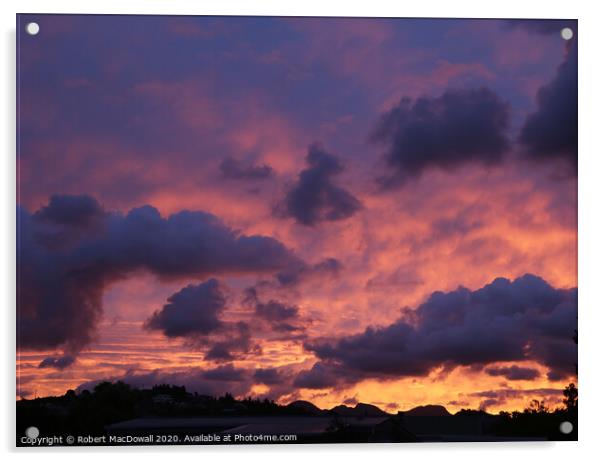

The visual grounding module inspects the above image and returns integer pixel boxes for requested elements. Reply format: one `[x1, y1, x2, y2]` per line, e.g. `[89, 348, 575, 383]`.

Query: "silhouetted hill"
[286, 400, 324, 415]
[454, 408, 492, 417]
[404, 404, 451, 416]
[16, 380, 578, 443]
[330, 403, 390, 417]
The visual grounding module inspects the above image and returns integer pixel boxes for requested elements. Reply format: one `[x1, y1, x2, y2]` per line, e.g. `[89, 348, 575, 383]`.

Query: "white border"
[3, 0, 584, 18]
[2, 1, 601, 460]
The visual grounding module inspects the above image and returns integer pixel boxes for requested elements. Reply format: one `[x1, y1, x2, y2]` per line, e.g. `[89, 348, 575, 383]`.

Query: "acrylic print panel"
[16, 14, 577, 446]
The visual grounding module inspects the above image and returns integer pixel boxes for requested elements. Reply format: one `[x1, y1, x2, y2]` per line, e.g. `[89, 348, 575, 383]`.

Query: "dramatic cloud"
[276, 143, 361, 226]
[371, 88, 510, 184]
[302, 274, 576, 388]
[143, 280, 262, 361]
[16, 16, 578, 408]
[293, 362, 342, 389]
[485, 365, 541, 381]
[219, 157, 274, 180]
[144, 273, 309, 363]
[17, 195, 300, 358]
[519, 42, 577, 172]
[34, 194, 106, 229]
[145, 279, 225, 337]
[38, 355, 76, 370]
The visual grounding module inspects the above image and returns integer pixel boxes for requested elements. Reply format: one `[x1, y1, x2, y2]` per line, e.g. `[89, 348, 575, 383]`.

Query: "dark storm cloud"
[519, 42, 577, 173]
[97, 204, 299, 277]
[302, 274, 576, 388]
[17, 195, 301, 360]
[38, 355, 76, 370]
[30, 195, 108, 250]
[276, 143, 361, 226]
[292, 362, 342, 389]
[219, 157, 274, 180]
[371, 88, 510, 184]
[34, 194, 106, 227]
[145, 279, 225, 337]
[485, 365, 541, 381]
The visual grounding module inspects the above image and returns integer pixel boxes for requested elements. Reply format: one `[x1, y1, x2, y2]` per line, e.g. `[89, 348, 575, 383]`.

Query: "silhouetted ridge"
[286, 400, 324, 415]
[16, 380, 578, 443]
[404, 404, 451, 416]
[330, 403, 390, 417]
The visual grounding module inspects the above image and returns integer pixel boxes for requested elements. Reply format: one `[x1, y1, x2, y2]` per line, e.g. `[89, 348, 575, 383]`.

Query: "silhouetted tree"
[563, 383, 578, 410]
[526, 399, 549, 414]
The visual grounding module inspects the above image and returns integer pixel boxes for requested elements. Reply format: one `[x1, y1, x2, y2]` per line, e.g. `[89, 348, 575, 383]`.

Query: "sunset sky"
[16, 15, 577, 413]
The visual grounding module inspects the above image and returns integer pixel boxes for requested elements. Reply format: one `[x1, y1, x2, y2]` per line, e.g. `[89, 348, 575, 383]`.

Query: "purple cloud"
[485, 365, 541, 381]
[145, 279, 225, 337]
[300, 274, 576, 388]
[17, 195, 300, 359]
[519, 42, 577, 173]
[219, 157, 274, 180]
[276, 143, 361, 226]
[38, 355, 76, 370]
[371, 88, 510, 184]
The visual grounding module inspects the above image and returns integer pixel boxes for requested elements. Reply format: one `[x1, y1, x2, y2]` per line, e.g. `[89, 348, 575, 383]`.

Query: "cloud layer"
[18, 195, 300, 357]
[301, 274, 576, 388]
